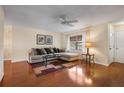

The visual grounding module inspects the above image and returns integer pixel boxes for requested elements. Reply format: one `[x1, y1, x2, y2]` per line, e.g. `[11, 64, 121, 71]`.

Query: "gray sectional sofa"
[28, 47, 79, 63]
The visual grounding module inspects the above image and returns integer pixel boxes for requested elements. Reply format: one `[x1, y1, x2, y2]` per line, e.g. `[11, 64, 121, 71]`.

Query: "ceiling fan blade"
[66, 20, 78, 23]
[59, 17, 65, 21]
[61, 21, 74, 26]
[66, 23, 74, 27]
[58, 15, 77, 27]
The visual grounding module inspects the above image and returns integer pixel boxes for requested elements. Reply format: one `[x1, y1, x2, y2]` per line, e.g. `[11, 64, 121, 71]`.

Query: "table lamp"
[85, 42, 92, 55]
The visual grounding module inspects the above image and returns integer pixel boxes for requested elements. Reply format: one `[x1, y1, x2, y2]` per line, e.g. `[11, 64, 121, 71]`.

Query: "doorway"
[109, 23, 124, 63]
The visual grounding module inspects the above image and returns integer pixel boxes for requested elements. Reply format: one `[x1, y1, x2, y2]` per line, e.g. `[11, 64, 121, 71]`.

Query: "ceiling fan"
[58, 15, 78, 27]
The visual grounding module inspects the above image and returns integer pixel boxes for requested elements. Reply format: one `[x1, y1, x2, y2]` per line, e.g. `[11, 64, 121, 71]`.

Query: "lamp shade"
[85, 42, 92, 48]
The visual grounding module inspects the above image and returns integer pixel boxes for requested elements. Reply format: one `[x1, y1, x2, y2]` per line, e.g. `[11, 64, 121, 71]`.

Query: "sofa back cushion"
[36, 49, 42, 55]
[31, 48, 46, 55]
[31, 48, 37, 55]
[31, 47, 63, 55]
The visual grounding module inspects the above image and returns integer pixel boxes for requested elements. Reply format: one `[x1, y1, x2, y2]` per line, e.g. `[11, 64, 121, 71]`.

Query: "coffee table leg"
[45, 56, 47, 67]
[43, 56, 47, 67]
[86, 55, 87, 64]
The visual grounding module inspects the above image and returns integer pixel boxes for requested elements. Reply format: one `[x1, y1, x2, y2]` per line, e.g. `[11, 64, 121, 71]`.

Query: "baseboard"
[12, 60, 28, 63]
[11, 58, 110, 66]
[4, 60, 11, 62]
[95, 61, 109, 66]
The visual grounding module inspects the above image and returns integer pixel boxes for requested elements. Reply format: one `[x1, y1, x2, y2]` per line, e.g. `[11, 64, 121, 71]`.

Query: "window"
[70, 35, 82, 50]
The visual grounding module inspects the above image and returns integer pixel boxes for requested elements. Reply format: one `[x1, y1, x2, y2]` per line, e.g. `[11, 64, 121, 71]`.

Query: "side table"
[82, 53, 95, 65]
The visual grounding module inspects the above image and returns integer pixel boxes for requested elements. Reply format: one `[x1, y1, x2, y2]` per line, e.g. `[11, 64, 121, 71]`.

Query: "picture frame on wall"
[45, 35, 53, 45]
[36, 34, 45, 45]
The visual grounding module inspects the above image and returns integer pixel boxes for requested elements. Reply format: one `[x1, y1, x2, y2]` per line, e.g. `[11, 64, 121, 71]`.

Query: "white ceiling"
[3, 5, 124, 32]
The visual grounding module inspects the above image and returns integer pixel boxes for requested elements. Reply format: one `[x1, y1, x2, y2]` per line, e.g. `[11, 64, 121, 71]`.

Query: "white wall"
[11, 24, 63, 62]
[90, 23, 109, 66]
[4, 25, 12, 60]
[0, 6, 4, 81]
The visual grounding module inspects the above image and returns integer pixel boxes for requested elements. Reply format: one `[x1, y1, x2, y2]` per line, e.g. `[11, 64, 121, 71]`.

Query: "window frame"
[69, 35, 83, 50]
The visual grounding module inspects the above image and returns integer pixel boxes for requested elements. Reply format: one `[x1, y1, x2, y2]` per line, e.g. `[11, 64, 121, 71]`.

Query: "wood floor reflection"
[1, 60, 124, 87]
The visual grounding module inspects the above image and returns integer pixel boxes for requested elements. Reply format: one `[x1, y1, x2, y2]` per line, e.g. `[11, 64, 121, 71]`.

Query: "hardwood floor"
[1, 60, 124, 87]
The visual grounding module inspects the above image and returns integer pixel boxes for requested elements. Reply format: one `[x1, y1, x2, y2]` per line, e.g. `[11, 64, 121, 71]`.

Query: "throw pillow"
[44, 48, 52, 54]
[50, 48, 54, 54]
[53, 48, 58, 53]
[56, 48, 60, 53]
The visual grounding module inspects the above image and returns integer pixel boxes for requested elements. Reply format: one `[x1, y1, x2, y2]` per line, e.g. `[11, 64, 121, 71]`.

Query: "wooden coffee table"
[43, 54, 61, 66]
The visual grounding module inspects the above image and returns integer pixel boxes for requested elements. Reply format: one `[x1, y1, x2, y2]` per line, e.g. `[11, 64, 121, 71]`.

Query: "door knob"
[109, 48, 112, 50]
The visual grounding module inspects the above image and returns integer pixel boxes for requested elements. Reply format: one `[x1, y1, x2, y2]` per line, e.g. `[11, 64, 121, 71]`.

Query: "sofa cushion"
[59, 52, 79, 58]
[31, 55, 43, 60]
[60, 56, 79, 61]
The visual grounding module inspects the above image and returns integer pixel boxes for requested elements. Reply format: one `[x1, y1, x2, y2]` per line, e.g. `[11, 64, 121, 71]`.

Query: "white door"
[109, 31, 115, 62]
[115, 30, 124, 63]
[109, 24, 116, 63]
